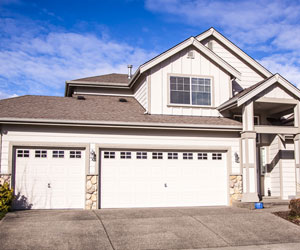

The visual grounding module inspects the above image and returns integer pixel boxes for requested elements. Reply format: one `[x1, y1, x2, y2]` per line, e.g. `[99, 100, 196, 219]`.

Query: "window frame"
[168, 74, 214, 107]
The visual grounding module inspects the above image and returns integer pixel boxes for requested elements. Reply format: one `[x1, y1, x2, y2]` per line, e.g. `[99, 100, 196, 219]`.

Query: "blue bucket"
[255, 202, 264, 209]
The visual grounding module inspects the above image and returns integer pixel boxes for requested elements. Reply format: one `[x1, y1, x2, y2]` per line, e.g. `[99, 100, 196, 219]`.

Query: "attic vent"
[77, 96, 85, 100]
[119, 98, 128, 103]
[208, 41, 213, 50]
[187, 50, 195, 59]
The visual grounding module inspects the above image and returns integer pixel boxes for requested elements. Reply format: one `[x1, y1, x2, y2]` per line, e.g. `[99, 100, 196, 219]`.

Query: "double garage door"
[14, 148, 85, 209]
[101, 150, 228, 208]
[14, 147, 228, 209]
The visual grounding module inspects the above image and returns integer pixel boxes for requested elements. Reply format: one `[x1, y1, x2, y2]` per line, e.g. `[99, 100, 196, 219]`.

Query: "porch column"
[294, 102, 300, 194]
[241, 101, 259, 202]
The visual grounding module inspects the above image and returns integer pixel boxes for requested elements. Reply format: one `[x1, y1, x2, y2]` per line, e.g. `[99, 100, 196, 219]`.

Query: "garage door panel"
[14, 148, 85, 209]
[101, 150, 228, 208]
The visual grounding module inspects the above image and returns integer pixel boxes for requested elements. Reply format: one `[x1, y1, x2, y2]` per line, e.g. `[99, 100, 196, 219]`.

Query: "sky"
[1, 0, 300, 99]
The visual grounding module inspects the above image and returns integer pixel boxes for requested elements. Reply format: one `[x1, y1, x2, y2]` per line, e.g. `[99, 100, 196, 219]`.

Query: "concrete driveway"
[1, 206, 300, 250]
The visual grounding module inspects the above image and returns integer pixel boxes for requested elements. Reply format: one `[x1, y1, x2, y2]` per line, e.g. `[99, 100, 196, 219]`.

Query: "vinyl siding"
[149, 46, 231, 117]
[269, 136, 280, 197]
[281, 141, 296, 199]
[202, 38, 265, 89]
[0, 125, 240, 176]
[133, 77, 148, 110]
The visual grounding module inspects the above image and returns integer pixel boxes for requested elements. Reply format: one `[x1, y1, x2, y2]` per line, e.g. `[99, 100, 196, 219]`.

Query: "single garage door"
[14, 148, 85, 209]
[101, 150, 228, 208]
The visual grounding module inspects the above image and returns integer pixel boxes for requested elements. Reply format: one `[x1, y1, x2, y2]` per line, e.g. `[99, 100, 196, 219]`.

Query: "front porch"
[219, 74, 300, 203]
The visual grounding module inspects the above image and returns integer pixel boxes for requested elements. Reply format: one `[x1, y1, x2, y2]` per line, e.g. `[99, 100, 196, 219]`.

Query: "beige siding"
[133, 77, 148, 110]
[0, 125, 240, 176]
[73, 86, 132, 96]
[269, 135, 280, 197]
[149, 46, 231, 116]
[281, 141, 296, 199]
[259, 85, 294, 99]
[202, 38, 265, 89]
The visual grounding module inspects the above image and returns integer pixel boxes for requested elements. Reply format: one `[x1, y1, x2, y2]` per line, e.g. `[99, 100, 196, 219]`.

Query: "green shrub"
[0, 183, 14, 216]
[289, 198, 300, 216]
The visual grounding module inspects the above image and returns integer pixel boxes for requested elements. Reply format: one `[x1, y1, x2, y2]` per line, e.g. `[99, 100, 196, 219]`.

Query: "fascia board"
[0, 117, 242, 131]
[192, 39, 241, 80]
[140, 38, 194, 73]
[196, 28, 272, 78]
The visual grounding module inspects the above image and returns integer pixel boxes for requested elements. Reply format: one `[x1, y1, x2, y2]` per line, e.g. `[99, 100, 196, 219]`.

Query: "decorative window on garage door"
[17, 149, 30, 158]
[120, 152, 131, 159]
[198, 153, 208, 160]
[70, 150, 82, 158]
[212, 153, 222, 160]
[53, 150, 64, 158]
[104, 151, 115, 159]
[168, 152, 178, 159]
[136, 152, 147, 159]
[35, 150, 47, 158]
[183, 152, 193, 160]
[152, 152, 163, 159]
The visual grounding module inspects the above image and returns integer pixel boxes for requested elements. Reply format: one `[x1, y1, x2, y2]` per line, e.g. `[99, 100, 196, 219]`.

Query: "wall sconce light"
[90, 149, 96, 162]
[234, 152, 240, 163]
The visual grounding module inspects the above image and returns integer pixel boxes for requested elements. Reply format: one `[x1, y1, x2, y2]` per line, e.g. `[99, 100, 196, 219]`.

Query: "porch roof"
[218, 74, 300, 112]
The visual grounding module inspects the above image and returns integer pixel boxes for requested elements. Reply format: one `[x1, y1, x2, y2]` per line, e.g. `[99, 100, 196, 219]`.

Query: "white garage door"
[14, 148, 85, 209]
[101, 150, 228, 208]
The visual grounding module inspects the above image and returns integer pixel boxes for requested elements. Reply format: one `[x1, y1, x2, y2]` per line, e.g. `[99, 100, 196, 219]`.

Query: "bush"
[0, 183, 14, 216]
[289, 198, 300, 216]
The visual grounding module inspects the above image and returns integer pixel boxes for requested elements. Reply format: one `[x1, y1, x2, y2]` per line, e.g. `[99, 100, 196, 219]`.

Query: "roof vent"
[77, 96, 85, 100]
[119, 98, 128, 103]
[187, 50, 194, 59]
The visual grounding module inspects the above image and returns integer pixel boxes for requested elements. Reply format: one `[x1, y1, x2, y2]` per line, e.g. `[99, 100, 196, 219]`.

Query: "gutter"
[0, 118, 242, 132]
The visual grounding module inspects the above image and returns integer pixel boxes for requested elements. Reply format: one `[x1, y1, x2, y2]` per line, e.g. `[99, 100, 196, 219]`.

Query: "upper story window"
[170, 76, 212, 106]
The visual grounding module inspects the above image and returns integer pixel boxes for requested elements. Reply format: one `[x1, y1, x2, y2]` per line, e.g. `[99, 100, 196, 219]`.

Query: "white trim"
[140, 37, 241, 80]
[238, 74, 300, 106]
[196, 28, 272, 78]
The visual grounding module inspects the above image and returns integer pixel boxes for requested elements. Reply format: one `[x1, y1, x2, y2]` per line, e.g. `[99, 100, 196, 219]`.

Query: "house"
[0, 27, 299, 210]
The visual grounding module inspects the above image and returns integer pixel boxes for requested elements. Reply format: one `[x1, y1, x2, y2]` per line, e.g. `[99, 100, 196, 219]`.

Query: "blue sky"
[1, 0, 300, 98]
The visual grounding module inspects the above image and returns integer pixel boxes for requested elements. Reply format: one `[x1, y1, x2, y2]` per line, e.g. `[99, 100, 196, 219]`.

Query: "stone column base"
[86, 175, 98, 210]
[0, 174, 11, 186]
[242, 192, 259, 202]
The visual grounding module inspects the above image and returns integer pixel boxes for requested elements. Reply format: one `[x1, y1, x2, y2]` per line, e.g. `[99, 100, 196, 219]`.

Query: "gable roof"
[138, 36, 241, 81]
[196, 28, 273, 78]
[0, 95, 241, 130]
[218, 74, 300, 111]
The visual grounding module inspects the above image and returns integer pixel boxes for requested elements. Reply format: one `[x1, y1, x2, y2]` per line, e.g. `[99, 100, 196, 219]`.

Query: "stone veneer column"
[241, 101, 259, 202]
[86, 175, 98, 210]
[229, 175, 243, 205]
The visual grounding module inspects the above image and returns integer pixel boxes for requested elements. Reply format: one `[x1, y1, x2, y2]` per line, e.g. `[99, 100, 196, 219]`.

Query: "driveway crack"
[93, 211, 116, 250]
[190, 215, 231, 247]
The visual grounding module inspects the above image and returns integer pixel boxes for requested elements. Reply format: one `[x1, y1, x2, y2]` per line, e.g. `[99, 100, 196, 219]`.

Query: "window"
[104, 151, 115, 159]
[17, 149, 29, 158]
[53, 150, 64, 158]
[120, 152, 131, 159]
[212, 153, 222, 160]
[170, 76, 212, 106]
[35, 150, 47, 158]
[70, 151, 81, 158]
[183, 152, 193, 160]
[198, 153, 208, 160]
[233, 115, 259, 125]
[152, 152, 163, 159]
[137, 152, 147, 159]
[168, 152, 178, 159]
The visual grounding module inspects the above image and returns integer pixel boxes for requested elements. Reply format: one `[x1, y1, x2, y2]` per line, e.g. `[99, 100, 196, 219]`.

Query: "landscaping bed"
[273, 211, 300, 226]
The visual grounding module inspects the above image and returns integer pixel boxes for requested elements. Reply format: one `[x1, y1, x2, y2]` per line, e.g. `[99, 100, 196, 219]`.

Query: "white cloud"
[145, 0, 300, 86]
[0, 90, 18, 100]
[0, 17, 156, 96]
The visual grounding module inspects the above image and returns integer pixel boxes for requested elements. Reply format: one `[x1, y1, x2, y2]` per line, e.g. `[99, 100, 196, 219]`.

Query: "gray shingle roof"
[71, 73, 129, 84]
[0, 95, 241, 128]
